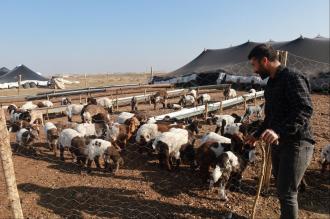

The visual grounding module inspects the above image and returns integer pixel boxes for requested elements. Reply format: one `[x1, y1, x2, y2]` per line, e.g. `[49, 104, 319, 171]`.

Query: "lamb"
[74, 122, 108, 138]
[223, 87, 237, 100]
[37, 100, 53, 108]
[15, 125, 39, 152]
[81, 104, 109, 123]
[152, 128, 191, 171]
[106, 117, 140, 149]
[195, 141, 231, 182]
[61, 97, 72, 105]
[150, 91, 167, 110]
[65, 104, 85, 122]
[29, 110, 44, 125]
[131, 96, 138, 112]
[44, 122, 59, 156]
[321, 144, 330, 173]
[212, 114, 242, 133]
[20, 101, 38, 111]
[200, 132, 231, 145]
[97, 97, 113, 113]
[167, 103, 183, 110]
[178, 95, 196, 107]
[58, 128, 83, 161]
[84, 139, 123, 173]
[197, 94, 211, 105]
[242, 103, 264, 122]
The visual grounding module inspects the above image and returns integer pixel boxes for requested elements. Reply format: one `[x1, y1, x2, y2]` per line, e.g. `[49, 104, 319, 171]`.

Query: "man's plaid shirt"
[254, 66, 315, 144]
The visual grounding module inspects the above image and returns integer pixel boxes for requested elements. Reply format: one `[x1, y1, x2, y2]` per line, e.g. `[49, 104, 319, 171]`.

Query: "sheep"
[188, 89, 198, 98]
[58, 128, 83, 161]
[242, 103, 264, 122]
[212, 114, 242, 134]
[97, 97, 113, 114]
[87, 97, 97, 105]
[61, 97, 72, 105]
[7, 104, 18, 114]
[221, 122, 242, 137]
[321, 144, 330, 173]
[116, 112, 135, 124]
[106, 116, 140, 150]
[195, 141, 232, 182]
[178, 95, 196, 107]
[29, 110, 44, 125]
[131, 96, 138, 112]
[249, 88, 256, 94]
[8, 120, 31, 132]
[37, 100, 53, 108]
[84, 139, 124, 173]
[9, 110, 31, 123]
[223, 87, 237, 100]
[54, 121, 78, 133]
[167, 103, 183, 110]
[150, 91, 167, 110]
[81, 104, 109, 123]
[15, 125, 40, 152]
[200, 132, 231, 145]
[152, 128, 190, 171]
[197, 94, 211, 105]
[20, 101, 38, 110]
[44, 122, 59, 156]
[65, 104, 84, 122]
[209, 137, 256, 201]
[74, 122, 108, 138]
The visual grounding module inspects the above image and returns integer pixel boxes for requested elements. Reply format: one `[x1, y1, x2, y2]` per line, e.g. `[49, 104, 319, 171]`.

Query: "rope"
[251, 141, 266, 219]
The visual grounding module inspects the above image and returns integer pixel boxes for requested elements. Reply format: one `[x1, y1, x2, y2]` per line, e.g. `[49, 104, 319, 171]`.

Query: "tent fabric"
[0, 65, 48, 83]
[0, 67, 10, 77]
[164, 36, 329, 78]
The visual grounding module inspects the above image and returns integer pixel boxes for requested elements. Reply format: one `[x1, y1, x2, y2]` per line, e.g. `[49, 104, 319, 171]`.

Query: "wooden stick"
[0, 109, 24, 219]
[263, 143, 273, 192]
[251, 141, 266, 219]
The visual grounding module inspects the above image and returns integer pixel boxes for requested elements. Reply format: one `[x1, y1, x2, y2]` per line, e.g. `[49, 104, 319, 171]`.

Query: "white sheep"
[65, 104, 84, 122]
[224, 88, 237, 100]
[197, 94, 211, 105]
[222, 123, 242, 136]
[21, 101, 37, 110]
[135, 123, 160, 144]
[37, 100, 53, 108]
[58, 128, 83, 161]
[179, 95, 196, 107]
[74, 123, 105, 138]
[44, 122, 59, 155]
[97, 97, 113, 112]
[85, 138, 123, 173]
[213, 114, 242, 133]
[201, 132, 231, 145]
[116, 112, 135, 124]
[188, 89, 197, 98]
[152, 128, 189, 170]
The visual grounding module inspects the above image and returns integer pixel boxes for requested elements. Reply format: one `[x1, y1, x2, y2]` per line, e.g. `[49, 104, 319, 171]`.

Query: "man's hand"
[260, 129, 279, 145]
[245, 135, 258, 147]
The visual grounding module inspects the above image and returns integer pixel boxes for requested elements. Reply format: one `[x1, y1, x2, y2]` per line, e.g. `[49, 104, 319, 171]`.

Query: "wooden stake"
[204, 102, 208, 119]
[0, 109, 24, 219]
[263, 143, 273, 192]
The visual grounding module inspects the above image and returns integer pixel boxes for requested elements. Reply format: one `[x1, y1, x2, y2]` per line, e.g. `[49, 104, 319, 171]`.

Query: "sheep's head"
[128, 117, 140, 134]
[321, 146, 330, 163]
[7, 104, 17, 114]
[187, 119, 201, 135]
[28, 125, 40, 140]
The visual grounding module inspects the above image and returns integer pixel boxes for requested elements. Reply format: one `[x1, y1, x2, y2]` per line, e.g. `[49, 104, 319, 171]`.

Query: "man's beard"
[256, 66, 269, 80]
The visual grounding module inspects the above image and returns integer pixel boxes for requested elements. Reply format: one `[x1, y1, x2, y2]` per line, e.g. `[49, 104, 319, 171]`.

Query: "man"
[246, 44, 315, 219]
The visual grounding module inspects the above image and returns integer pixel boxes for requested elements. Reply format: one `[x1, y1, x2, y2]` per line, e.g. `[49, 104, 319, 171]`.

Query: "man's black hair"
[248, 44, 277, 61]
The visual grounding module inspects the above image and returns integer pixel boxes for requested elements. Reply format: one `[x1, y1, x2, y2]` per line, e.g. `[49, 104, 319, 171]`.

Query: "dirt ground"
[0, 85, 329, 218]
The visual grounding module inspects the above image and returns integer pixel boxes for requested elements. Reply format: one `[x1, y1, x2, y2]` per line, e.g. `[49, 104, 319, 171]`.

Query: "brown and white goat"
[44, 122, 59, 156]
[81, 104, 109, 123]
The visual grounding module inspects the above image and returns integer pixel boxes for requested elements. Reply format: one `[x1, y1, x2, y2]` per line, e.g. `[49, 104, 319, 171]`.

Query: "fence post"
[0, 109, 24, 219]
[204, 102, 208, 119]
[116, 89, 119, 111]
[254, 93, 257, 106]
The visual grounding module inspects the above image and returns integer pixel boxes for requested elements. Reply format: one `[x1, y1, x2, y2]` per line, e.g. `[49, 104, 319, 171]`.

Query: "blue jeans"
[271, 140, 314, 219]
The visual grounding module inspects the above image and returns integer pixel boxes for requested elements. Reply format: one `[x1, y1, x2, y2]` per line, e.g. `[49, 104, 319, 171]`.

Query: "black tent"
[0, 67, 10, 77]
[0, 65, 48, 83]
[153, 36, 329, 90]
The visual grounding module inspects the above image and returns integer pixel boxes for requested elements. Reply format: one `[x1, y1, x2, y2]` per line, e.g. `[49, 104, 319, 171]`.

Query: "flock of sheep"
[4, 87, 330, 202]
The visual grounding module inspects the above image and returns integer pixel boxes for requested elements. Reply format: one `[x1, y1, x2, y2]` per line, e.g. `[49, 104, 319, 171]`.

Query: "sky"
[0, 0, 329, 75]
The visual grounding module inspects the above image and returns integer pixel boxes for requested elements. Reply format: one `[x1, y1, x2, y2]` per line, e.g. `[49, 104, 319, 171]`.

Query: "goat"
[29, 110, 44, 125]
[178, 94, 196, 107]
[55, 121, 78, 133]
[81, 104, 109, 123]
[116, 112, 135, 124]
[58, 128, 83, 161]
[131, 96, 138, 112]
[201, 132, 231, 145]
[74, 122, 108, 139]
[212, 114, 242, 134]
[167, 103, 183, 110]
